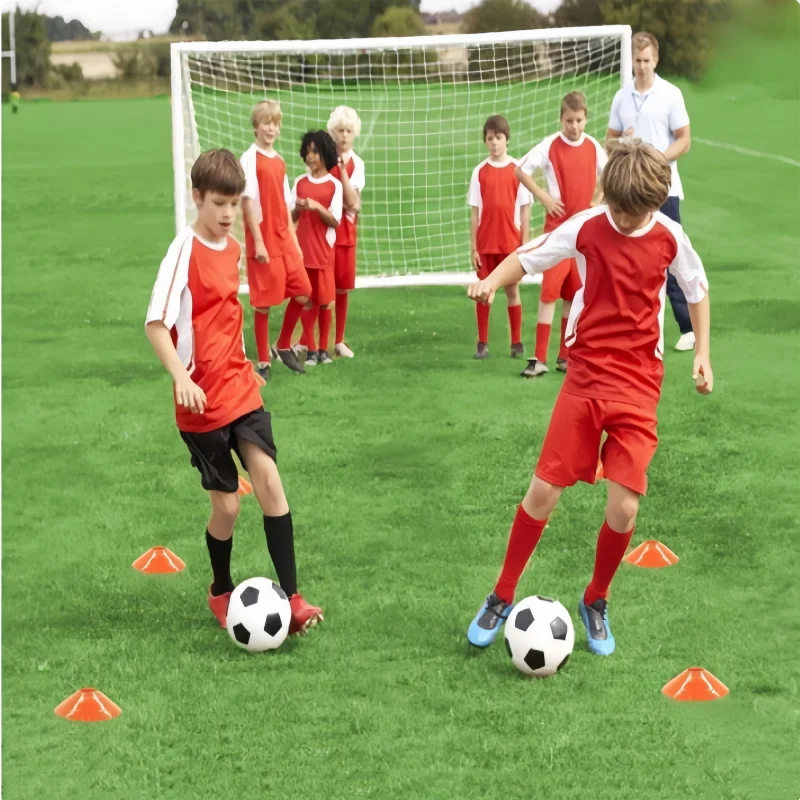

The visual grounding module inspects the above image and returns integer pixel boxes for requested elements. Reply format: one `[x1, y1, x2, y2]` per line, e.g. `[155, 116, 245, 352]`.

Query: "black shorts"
[179, 408, 277, 493]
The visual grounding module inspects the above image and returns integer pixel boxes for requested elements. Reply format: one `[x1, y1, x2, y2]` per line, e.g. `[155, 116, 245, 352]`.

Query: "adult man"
[607, 31, 695, 351]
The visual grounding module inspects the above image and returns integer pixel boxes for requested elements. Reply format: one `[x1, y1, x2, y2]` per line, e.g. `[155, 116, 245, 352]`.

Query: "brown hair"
[602, 140, 670, 216]
[632, 31, 659, 54]
[483, 114, 510, 141]
[251, 99, 282, 128]
[190, 149, 245, 197]
[560, 91, 588, 118]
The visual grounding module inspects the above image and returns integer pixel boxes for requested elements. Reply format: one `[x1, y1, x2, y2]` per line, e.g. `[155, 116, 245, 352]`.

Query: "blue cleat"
[578, 595, 616, 656]
[467, 592, 513, 648]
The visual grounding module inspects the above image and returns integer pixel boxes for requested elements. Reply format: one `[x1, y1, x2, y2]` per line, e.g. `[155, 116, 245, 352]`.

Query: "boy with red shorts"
[467, 142, 712, 655]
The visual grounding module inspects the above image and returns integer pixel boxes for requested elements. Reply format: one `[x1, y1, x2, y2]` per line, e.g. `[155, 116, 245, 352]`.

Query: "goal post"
[170, 25, 631, 291]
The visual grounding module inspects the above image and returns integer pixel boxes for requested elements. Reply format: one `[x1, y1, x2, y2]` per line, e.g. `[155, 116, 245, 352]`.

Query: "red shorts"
[334, 245, 357, 291]
[541, 258, 581, 304]
[247, 249, 310, 308]
[307, 268, 335, 306]
[477, 253, 512, 281]
[535, 391, 659, 496]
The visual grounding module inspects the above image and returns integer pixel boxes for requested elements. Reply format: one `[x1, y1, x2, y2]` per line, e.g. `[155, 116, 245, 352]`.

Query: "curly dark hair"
[300, 130, 338, 172]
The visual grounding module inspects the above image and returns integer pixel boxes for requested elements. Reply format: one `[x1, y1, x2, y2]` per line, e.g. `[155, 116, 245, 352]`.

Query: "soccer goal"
[170, 26, 631, 290]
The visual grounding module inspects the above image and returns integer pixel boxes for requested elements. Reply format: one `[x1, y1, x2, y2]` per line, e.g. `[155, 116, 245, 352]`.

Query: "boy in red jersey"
[468, 115, 531, 360]
[466, 142, 712, 655]
[240, 100, 309, 379]
[276, 131, 342, 368]
[515, 92, 607, 377]
[145, 149, 323, 635]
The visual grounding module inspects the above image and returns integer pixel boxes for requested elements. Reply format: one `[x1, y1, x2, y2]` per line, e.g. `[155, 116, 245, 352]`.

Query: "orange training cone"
[54, 688, 122, 722]
[662, 667, 729, 701]
[624, 539, 679, 568]
[132, 546, 185, 574]
[237, 476, 253, 496]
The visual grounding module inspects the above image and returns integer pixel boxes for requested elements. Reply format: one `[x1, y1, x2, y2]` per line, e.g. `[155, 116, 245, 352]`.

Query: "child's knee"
[211, 491, 240, 523]
[606, 494, 639, 532]
[255, 307, 269, 315]
[526, 477, 561, 517]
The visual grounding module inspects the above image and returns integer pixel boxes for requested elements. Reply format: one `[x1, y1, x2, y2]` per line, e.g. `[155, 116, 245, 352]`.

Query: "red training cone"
[132, 546, 185, 574]
[54, 688, 122, 722]
[662, 667, 729, 701]
[237, 476, 253, 496]
[624, 540, 679, 568]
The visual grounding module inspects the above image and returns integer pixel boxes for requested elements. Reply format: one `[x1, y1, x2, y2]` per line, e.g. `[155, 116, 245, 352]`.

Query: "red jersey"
[329, 151, 365, 247]
[146, 227, 262, 433]
[517, 207, 709, 408]
[519, 132, 607, 233]
[467, 158, 531, 255]
[240, 144, 293, 257]
[290, 173, 343, 269]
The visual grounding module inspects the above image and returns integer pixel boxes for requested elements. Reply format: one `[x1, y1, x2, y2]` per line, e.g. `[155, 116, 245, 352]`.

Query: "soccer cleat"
[578, 595, 616, 656]
[510, 342, 525, 358]
[256, 363, 271, 382]
[674, 331, 696, 352]
[467, 592, 513, 648]
[208, 585, 232, 629]
[277, 348, 305, 374]
[521, 358, 548, 378]
[270, 346, 282, 364]
[473, 342, 489, 360]
[318, 349, 333, 364]
[289, 593, 324, 635]
[556, 358, 568, 373]
[335, 341, 354, 358]
[305, 351, 319, 368]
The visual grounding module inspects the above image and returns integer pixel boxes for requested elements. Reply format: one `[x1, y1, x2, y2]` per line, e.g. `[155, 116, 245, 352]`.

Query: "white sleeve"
[283, 174, 292, 206]
[329, 179, 343, 223]
[668, 228, 708, 303]
[608, 90, 624, 131]
[594, 139, 608, 177]
[517, 215, 581, 275]
[240, 148, 257, 200]
[145, 232, 192, 329]
[467, 166, 481, 207]
[516, 179, 532, 208]
[351, 155, 366, 192]
[518, 143, 547, 176]
[668, 88, 690, 132]
[289, 176, 299, 211]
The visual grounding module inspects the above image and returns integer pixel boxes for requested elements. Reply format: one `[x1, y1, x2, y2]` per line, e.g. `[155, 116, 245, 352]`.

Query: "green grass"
[3, 22, 800, 799]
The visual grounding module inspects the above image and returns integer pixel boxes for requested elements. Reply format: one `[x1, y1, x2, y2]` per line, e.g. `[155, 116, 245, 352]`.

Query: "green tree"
[371, 6, 426, 37]
[462, 0, 548, 34]
[551, 0, 604, 28]
[1, 9, 50, 88]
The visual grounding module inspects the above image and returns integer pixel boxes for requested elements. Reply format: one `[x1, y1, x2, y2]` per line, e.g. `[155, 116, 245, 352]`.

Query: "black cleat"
[256, 363, 271, 382]
[276, 348, 305, 374]
[556, 358, 568, 373]
[473, 342, 489, 360]
[520, 358, 548, 378]
[318, 349, 333, 364]
[510, 342, 525, 358]
[305, 351, 319, 368]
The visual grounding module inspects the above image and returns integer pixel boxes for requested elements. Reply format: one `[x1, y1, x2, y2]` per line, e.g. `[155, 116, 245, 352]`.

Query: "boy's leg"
[334, 245, 356, 356]
[276, 299, 307, 373]
[505, 282, 523, 356]
[318, 304, 333, 360]
[253, 308, 271, 372]
[474, 254, 493, 359]
[207, 490, 240, 609]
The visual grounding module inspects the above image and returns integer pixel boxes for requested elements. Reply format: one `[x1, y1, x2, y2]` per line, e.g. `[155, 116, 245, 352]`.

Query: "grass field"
[3, 17, 800, 800]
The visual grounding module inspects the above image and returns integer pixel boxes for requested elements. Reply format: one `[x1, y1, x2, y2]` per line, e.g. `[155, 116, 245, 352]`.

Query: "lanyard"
[632, 91, 651, 126]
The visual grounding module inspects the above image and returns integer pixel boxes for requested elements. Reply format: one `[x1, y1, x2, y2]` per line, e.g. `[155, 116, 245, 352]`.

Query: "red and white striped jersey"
[517, 206, 708, 408]
[146, 227, 262, 433]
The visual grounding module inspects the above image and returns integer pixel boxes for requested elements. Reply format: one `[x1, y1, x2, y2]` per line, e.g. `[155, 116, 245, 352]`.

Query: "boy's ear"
[191, 187, 204, 206]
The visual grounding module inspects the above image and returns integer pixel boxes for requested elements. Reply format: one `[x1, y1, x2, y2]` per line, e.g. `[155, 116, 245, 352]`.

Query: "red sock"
[583, 521, 634, 606]
[335, 292, 349, 345]
[318, 307, 332, 352]
[253, 310, 270, 363]
[494, 505, 547, 604]
[299, 329, 308, 348]
[535, 322, 551, 362]
[508, 303, 522, 345]
[300, 305, 318, 352]
[476, 302, 490, 343]
[557, 317, 569, 361]
[277, 299, 304, 349]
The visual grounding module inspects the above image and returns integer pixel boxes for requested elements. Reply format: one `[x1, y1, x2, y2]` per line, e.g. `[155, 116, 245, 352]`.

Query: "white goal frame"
[170, 26, 631, 291]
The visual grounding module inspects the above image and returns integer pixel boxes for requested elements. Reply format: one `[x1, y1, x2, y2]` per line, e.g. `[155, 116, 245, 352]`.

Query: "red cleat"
[289, 593, 324, 635]
[208, 585, 232, 628]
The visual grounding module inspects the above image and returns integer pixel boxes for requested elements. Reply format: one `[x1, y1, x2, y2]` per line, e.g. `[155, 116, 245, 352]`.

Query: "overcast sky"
[2, 0, 561, 36]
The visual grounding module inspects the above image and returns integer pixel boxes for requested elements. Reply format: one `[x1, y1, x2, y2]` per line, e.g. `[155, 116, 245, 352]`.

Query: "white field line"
[694, 137, 800, 168]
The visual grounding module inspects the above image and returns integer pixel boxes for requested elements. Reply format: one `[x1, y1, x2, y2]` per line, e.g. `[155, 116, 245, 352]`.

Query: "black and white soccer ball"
[504, 595, 575, 678]
[226, 577, 291, 652]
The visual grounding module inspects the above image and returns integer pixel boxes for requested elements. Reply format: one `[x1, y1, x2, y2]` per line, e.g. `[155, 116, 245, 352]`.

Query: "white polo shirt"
[608, 74, 690, 199]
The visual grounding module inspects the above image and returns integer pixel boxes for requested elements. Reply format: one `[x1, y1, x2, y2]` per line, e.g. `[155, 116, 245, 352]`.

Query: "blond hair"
[327, 105, 362, 138]
[602, 141, 670, 216]
[632, 31, 659, 55]
[560, 91, 588, 118]
[251, 99, 281, 129]
[191, 149, 245, 197]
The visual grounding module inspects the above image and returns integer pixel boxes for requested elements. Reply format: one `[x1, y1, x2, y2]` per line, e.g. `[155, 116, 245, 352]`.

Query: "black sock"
[206, 530, 234, 596]
[263, 512, 297, 597]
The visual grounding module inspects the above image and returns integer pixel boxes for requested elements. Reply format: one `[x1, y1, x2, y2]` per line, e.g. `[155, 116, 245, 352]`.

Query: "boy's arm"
[467, 167, 482, 269]
[308, 180, 342, 228]
[339, 160, 360, 212]
[514, 163, 565, 218]
[469, 207, 481, 269]
[145, 322, 206, 413]
[242, 198, 268, 262]
[519, 202, 532, 243]
[688, 296, 712, 394]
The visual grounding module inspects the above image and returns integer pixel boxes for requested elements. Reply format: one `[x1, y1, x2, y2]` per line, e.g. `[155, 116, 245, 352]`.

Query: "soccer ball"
[226, 577, 291, 652]
[504, 595, 575, 678]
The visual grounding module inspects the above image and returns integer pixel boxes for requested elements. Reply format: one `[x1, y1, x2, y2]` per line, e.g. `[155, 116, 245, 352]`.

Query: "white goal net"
[171, 26, 631, 289]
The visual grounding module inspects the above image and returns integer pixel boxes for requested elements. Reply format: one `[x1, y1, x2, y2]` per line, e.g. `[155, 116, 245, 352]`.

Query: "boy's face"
[484, 130, 508, 160]
[304, 142, 323, 173]
[255, 118, 280, 148]
[608, 205, 651, 236]
[332, 124, 355, 153]
[561, 109, 587, 142]
[192, 189, 240, 238]
[633, 46, 658, 84]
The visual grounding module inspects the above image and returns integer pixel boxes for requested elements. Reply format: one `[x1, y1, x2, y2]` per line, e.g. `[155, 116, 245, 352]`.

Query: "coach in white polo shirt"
[607, 31, 695, 352]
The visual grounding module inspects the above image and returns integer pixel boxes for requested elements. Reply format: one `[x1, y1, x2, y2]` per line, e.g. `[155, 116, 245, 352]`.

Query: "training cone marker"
[624, 540, 679, 568]
[54, 688, 121, 722]
[132, 546, 185, 574]
[237, 476, 253, 496]
[662, 668, 729, 702]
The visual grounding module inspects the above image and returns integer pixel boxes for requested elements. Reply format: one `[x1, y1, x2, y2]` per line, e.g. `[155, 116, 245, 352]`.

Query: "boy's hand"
[305, 198, 322, 212]
[472, 249, 482, 271]
[692, 356, 713, 395]
[541, 193, 566, 218]
[255, 241, 269, 263]
[174, 374, 207, 414]
[294, 198, 308, 211]
[468, 280, 496, 305]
